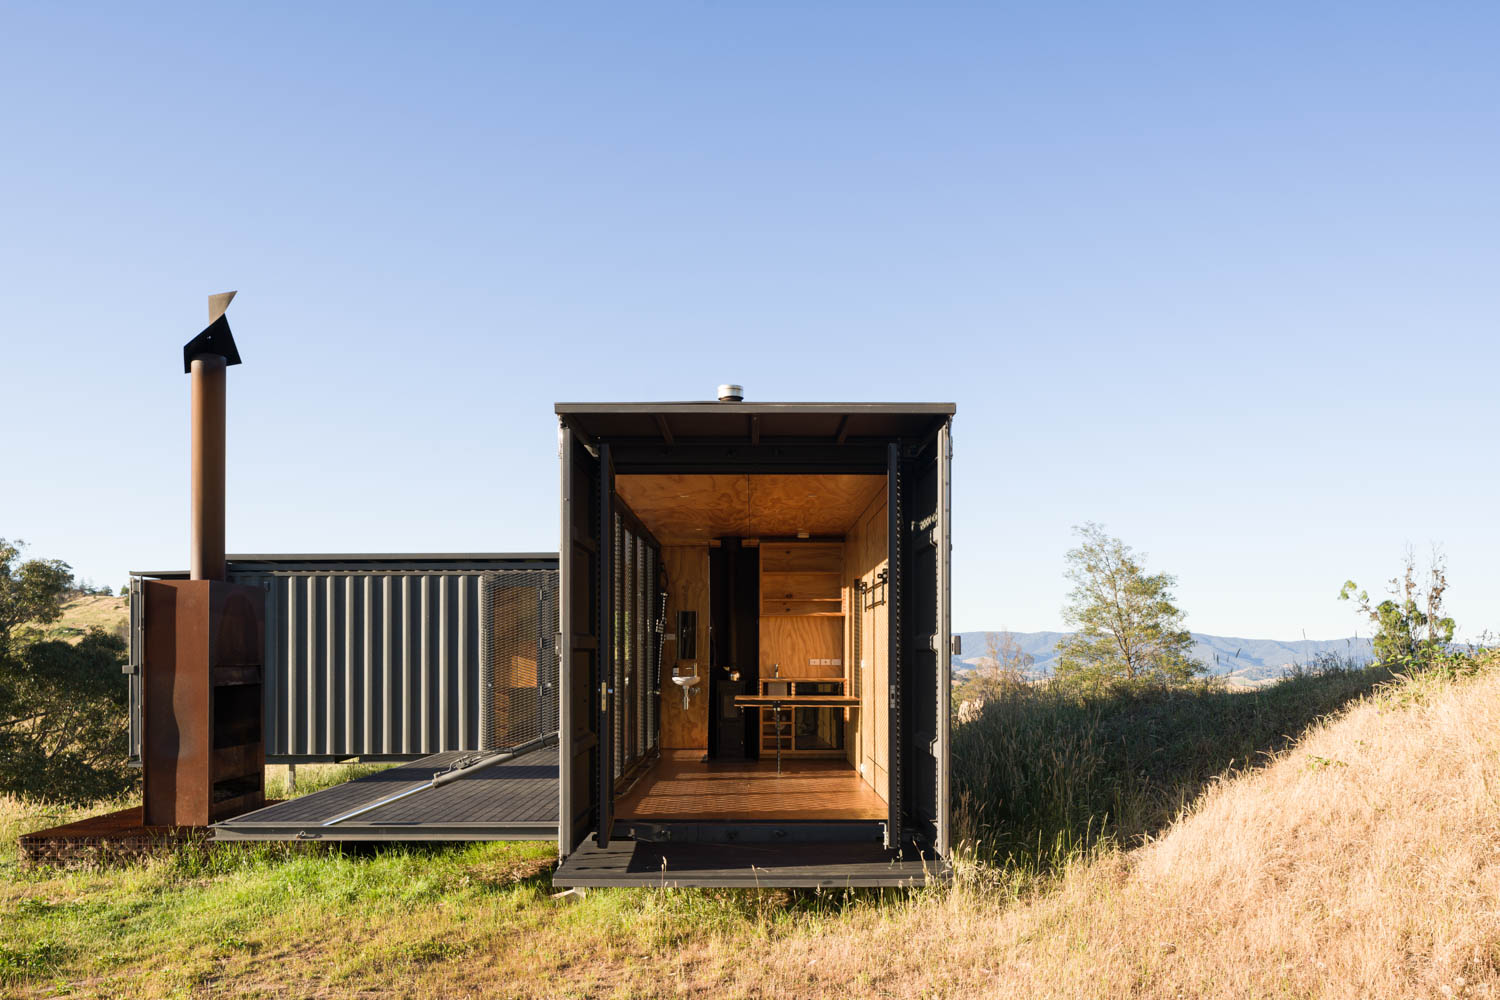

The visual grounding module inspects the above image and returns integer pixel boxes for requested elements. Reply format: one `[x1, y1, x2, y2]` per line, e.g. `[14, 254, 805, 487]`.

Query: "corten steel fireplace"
[141, 293, 267, 827]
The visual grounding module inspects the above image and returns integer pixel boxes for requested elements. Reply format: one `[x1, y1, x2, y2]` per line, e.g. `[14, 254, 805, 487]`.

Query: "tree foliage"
[1053, 523, 1201, 689]
[954, 630, 1035, 718]
[1340, 547, 1457, 670]
[0, 629, 133, 801]
[0, 539, 134, 802]
[0, 538, 74, 653]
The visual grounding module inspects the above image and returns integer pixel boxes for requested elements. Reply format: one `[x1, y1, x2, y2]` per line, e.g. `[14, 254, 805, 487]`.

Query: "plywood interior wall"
[615, 474, 884, 545]
[759, 617, 845, 679]
[758, 542, 844, 680]
[845, 491, 889, 802]
[660, 545, 710, 749]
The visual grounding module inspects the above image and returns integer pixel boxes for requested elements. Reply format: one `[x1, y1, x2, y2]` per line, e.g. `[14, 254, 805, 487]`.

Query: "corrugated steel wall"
[249, 571, 489, 759]
[129, 558, 559, 763]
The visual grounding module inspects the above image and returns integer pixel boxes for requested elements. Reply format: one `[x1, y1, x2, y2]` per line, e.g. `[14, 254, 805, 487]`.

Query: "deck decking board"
[213, 746, 559, 841]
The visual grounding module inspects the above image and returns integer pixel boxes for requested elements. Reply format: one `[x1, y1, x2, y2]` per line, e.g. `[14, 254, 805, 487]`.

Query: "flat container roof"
[556, 401, 955, 445]
[130, 552, 558, 577]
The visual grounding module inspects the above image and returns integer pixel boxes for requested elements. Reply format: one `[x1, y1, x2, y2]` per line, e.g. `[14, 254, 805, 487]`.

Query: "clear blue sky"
[4, 3, 1497, 640]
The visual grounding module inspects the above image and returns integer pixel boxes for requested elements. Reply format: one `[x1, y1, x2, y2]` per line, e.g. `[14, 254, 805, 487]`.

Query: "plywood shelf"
[762, 572, 841, 600]
[760, 542, 843, 575]
[763, 601, 844, 617]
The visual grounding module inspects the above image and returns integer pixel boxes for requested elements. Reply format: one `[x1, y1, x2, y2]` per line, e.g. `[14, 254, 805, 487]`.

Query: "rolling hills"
[954, 629, 1373, 683]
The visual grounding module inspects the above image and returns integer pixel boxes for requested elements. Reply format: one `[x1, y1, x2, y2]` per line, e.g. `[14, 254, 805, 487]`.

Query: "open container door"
[559, 426, 603, 857]
[596, 443, 619, 847]
[898, 420, 953, 857]
[885, 443, 906, 849]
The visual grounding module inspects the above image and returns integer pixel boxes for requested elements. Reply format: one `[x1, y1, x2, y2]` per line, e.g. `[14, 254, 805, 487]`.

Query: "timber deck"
[213, 746, 559, 841]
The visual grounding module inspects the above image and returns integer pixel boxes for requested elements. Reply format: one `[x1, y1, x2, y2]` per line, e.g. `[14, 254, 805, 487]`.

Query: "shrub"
[0, 628, 135, 803]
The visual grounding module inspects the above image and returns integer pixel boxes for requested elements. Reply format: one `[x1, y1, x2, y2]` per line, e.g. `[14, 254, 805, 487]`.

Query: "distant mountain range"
[952, 631, 1374, 685]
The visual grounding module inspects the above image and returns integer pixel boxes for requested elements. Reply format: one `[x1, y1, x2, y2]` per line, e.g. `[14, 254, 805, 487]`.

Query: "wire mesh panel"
[645, 546, 660, 754]
[612, 514, 625, 779]
[478, 571, 559, 752]
[602, 514, 662, 786]
[636, 539, 648, 758]
[623, 526, 636, 768]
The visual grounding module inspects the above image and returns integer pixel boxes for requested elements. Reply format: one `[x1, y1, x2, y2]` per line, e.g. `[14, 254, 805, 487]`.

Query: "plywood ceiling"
[615, 474, 885, 545]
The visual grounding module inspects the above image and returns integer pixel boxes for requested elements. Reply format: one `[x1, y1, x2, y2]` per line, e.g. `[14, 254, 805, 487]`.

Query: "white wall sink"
[670, 674, 700, 710]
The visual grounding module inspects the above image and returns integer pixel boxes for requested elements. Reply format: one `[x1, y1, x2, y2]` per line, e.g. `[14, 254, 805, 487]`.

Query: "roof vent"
[717, 384, 744, 402]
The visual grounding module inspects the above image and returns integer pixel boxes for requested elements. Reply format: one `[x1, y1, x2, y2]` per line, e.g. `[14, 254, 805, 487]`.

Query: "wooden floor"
[615, 750, 887, 821]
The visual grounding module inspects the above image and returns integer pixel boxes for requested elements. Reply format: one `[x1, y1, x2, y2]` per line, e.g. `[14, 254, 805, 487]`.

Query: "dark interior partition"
[707, 541, 758, 760]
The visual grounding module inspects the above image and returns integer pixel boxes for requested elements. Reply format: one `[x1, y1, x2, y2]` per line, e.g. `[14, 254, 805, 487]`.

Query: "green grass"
[0, 834, 921, 997]
[263, 759, 395, 800]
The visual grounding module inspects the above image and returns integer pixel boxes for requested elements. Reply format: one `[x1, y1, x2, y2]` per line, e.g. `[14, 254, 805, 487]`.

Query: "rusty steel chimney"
[142, 291, 264, 828]
[184, 291, 240, 581]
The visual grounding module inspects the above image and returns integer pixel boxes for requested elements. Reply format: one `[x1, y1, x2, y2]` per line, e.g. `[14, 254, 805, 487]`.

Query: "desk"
[731, 695, 860, 772]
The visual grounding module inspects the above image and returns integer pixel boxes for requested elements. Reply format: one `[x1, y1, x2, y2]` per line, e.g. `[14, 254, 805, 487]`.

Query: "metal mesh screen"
[613, 514, 625, 779]
[852, 576, 863, 701]
[605, 516, 663, 782]
[646, 547, 661, 754]
[478, 571, 559, 752]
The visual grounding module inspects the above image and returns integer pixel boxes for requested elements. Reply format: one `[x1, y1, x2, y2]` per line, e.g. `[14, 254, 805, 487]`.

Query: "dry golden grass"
[46, 594, 128, 641]
[682, 665, 1500, 999]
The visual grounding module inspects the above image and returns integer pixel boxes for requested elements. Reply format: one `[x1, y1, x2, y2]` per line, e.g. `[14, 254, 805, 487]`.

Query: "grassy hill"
[2, 657, 1495, 996]
[41, 594, 128, 644]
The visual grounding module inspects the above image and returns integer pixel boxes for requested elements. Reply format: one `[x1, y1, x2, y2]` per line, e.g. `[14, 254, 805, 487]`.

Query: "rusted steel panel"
[141, 579, 265, 827]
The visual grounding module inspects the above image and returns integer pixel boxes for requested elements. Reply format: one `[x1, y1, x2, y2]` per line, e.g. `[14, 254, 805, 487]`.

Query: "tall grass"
[951, 655, 1396, 868]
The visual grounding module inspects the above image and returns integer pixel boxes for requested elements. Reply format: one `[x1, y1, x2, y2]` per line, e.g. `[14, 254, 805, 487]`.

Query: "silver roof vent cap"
[717, 384, 744, 402]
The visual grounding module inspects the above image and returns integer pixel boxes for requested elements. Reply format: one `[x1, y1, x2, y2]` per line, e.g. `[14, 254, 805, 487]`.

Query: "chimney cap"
[183, 315, 241, 373]
[717, 384, 744, 402]
[183, 293, 241, 373]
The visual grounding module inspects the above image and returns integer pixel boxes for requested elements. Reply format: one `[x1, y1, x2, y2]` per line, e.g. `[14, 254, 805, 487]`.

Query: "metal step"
[555, 837, 947, 888]
[613, 818, 886, 845]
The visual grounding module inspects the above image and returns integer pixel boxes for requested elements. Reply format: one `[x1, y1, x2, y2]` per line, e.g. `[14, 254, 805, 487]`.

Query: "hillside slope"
[43, 595, 128, 643]
[721, 664, 1500, 998]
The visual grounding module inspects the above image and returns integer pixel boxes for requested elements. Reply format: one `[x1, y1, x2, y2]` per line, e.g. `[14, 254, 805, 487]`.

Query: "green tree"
[1339, 548, 1456, 670]
[0, 629, 133, 801]
[0, 539, 134, 802]
[1053, 523, 1201, 689]
[0, 538, 73, 653]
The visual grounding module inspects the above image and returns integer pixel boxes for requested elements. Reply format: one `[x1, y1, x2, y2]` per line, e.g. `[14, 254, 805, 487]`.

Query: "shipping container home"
[550, 398, 954, 887]
[128, 554, 558, 764]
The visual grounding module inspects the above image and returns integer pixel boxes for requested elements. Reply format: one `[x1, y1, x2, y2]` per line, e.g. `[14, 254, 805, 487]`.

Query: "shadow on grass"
[952, 661, 1398, 870]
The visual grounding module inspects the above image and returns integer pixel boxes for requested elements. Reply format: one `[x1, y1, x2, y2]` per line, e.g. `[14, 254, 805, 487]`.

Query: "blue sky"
[3, 3, 1497, 639]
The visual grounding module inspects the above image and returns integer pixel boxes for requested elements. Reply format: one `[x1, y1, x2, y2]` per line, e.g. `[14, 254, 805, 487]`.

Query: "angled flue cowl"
[183, 290, 240, 583]
[182, 290, 242, 372]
